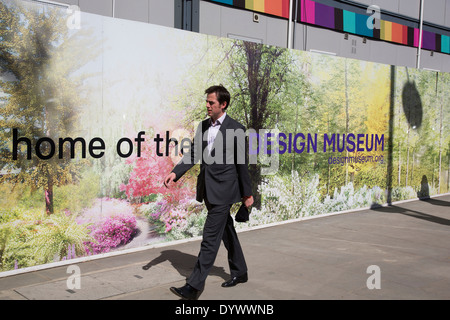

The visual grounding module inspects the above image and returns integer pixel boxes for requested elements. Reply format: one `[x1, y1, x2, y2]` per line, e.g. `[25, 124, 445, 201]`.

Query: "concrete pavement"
[0, 194, 449, 300]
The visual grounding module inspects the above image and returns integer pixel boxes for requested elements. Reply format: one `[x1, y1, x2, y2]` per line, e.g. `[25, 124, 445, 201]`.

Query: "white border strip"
[1, 192, 449, 279]
[237, 192, 450, 233]
[28, 0, 70, 8]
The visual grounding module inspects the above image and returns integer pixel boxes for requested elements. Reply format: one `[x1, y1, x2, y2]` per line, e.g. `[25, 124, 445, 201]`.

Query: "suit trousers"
[186, 196, 248, 291]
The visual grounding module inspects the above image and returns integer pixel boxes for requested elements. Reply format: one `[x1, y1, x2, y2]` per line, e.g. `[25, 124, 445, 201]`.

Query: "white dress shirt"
[207, 112, 226, 154]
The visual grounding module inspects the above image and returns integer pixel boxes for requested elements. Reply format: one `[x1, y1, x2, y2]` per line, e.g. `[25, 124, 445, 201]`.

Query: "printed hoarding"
[0, 0, 449, 274]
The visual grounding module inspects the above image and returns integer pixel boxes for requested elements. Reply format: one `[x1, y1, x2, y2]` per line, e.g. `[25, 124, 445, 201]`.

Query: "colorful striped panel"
[216, 0, 291, 18]
[298, 0, 447, 55]
[208, 0, 449, 55]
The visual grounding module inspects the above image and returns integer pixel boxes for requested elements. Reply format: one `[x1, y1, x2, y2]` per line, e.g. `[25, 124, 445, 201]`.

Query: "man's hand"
[164, 172, 176, 188]
[242, 196, 253, 208]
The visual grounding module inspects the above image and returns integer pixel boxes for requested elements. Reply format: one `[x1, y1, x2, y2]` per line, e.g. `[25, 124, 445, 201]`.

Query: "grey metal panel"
[266, 17, 288, 48]
[29, 0, 450, 71]
[292, 23, 306, 51]
[176, 0, 199, 32]
[423, 0, 446, 26]
[351, 0, 400, 14]
[398, 0, 420, 19]
[445, 0, 450, 28]
[115, 0, 149, 23]
[441, 51, 450, 71]
[148, 0, 174, 28]
[305, 26, 341, 55]
[192, 0, 200, 32]
[395, 45, 417, 68]
[79, 0, 113, 17]
[174, 0, 183, 29]
[340, 34, 370, 61]
[369, 41, 398, 66]
[199, 1, 286, 47]
[220, 6, 266, 42]
[199, 1, 221, 36]
[421, 51, 445, 71]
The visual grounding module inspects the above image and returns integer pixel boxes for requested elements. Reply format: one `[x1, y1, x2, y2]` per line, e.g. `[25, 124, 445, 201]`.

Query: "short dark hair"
[205, 85, 230, 110]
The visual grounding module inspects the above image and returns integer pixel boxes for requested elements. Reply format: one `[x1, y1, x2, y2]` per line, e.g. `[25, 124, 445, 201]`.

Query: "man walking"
[164, 85, 253, 300]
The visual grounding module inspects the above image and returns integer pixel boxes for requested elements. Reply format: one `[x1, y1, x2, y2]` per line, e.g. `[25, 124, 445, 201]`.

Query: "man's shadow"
[417, 175, 430, 200]
[422, 198, 450, 207]
[371, 205, 450, 226]
[416, 175, 450, 206]
[142, 249, 229, 281]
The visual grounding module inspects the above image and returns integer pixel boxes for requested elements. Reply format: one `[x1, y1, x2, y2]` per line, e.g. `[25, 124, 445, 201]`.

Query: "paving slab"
[0, 194, 449, 301]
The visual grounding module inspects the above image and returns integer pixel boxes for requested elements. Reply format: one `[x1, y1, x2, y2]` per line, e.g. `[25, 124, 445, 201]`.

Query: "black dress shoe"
[170, 283, 201, 300]
[221, 273, 248, 288]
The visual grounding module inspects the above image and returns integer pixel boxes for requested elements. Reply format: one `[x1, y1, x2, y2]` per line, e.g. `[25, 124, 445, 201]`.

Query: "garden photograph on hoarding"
[0, 0, 449, 274]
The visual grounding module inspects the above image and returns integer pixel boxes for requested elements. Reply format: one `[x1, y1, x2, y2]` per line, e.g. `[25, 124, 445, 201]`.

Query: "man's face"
[206, 92, 226, 121]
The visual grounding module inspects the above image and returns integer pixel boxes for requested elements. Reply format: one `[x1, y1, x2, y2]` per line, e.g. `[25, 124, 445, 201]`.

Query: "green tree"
[226, 41, 293, 208]
[0, 1, 99, 214]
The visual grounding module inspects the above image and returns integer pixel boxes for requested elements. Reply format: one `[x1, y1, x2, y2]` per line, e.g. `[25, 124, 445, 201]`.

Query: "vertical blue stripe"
[441, 35, 450, 54]
[355, 13, 373, 37]
[343, 10, 355, 34]
[212, 0, 233, 5]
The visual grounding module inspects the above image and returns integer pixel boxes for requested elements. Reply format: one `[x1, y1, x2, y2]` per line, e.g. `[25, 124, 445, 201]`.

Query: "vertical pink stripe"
[301, 0, 315, 24]
[414, 28, 419, 47]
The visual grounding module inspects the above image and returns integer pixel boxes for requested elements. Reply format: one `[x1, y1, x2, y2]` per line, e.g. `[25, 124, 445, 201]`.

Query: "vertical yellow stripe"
[384, 21, 392, 41]
[246, 0, 254, 10]
[380, 20, 385, 39]
[253, 0, 264, 12]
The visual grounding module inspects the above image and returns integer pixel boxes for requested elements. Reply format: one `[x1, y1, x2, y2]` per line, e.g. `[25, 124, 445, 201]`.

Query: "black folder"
[235, 204, 249, 223]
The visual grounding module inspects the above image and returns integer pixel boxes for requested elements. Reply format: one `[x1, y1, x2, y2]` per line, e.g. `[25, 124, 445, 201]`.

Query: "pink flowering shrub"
[116, 136, 205, 239]
[78, 198, 138, 255]
[143, 197, 202, 235]
[120, 138, 200, 236]
[84, 213, 137, 254]
[119, 141, 174, 200]
[119, 140, 196, 204]
[161, 204, 188, 233]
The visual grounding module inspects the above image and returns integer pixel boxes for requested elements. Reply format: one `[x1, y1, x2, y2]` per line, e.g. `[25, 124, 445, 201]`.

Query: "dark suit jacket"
[172, 115, 252, 205]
